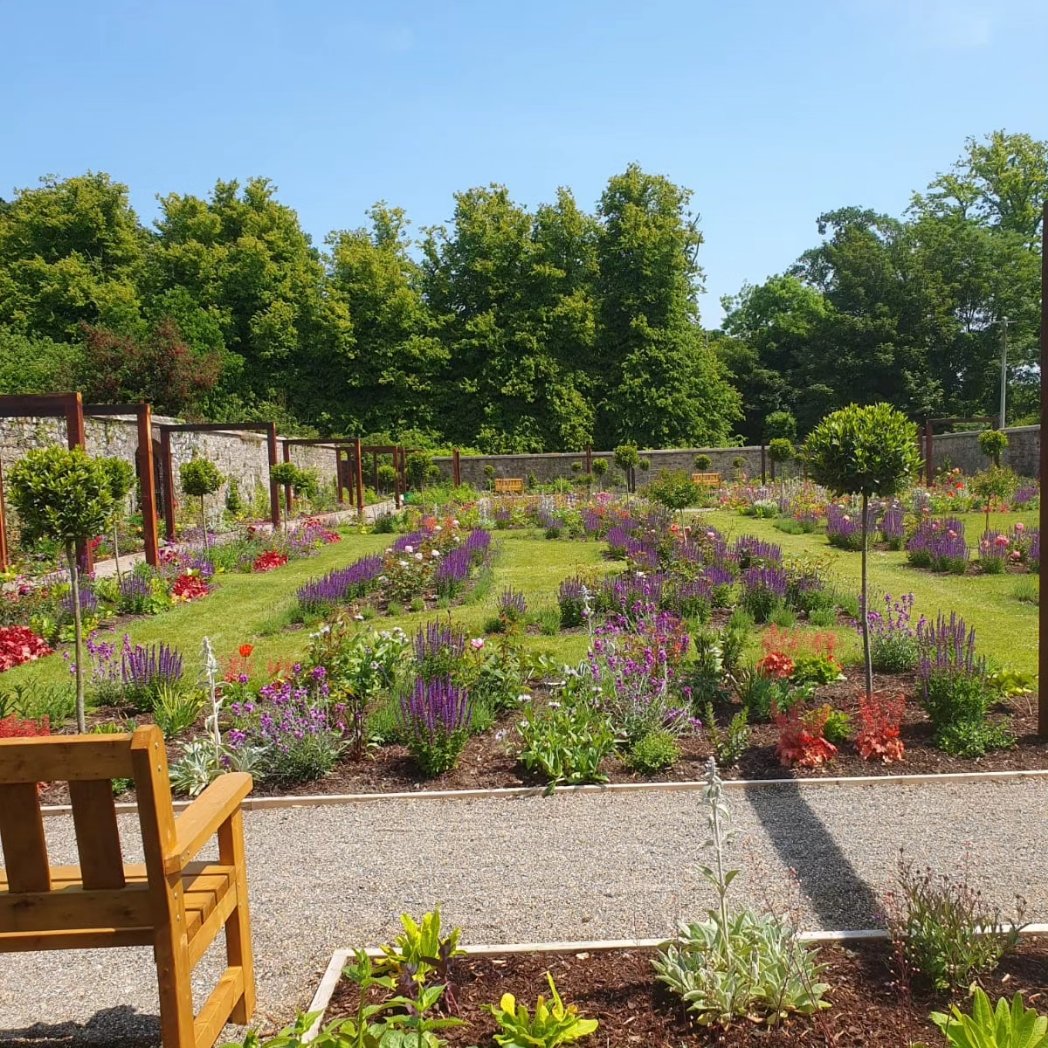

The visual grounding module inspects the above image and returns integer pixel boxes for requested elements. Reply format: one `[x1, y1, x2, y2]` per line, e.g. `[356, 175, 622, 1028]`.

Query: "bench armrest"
[165, 772, 253, 874]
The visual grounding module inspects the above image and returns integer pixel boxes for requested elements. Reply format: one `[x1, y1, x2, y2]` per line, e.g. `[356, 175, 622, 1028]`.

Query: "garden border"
[300, 924, 1048, 1042]
[37, 766, 1048, 819]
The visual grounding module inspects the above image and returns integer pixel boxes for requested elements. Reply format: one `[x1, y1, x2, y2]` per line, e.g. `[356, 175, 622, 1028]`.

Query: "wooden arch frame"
[0, 393, 160, 572]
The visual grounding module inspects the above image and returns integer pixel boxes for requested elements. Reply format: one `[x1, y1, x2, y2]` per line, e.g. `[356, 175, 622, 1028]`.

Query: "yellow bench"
[0, 725, 255, 1048]
[494, 477, 525, 494]
[691, 472, 722, 487]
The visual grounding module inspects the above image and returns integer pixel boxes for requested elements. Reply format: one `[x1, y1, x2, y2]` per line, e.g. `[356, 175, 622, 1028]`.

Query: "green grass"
[696, 509, 1038, 674]
[3, 528, 612, 690]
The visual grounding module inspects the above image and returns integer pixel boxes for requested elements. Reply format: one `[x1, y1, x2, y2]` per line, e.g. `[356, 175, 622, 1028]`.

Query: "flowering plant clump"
[977, 531, 1011, 574]
[228, 662, 346, 784]
[587, 606, 695, 744]
[906, 518, 969, 574]
[755, 651, 795, 679]
[172, 572, 210, 602]
[825, 504, 868, 551]
[297, 553, 384, 615]
[774, 703, 838, 768]
[864, 593, 923, 673]
[739, 565, 788, 623]
[878, 503, 906, 550]
[0, 625, 54, 671]
[252, 549, 289, 573]
[558, 576, 591, 628]
[0, 713, 50, 738]
[856, 692, 906, 763]
[400, 675, 473, 776]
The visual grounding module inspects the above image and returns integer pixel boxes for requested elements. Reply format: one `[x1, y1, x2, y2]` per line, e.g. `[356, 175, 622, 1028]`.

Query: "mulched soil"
[35, 665, 1047, 806]
[325, 939, 1048, 1047]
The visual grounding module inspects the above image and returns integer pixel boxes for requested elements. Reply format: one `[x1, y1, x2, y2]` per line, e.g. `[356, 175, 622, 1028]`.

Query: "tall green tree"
[595, 164, 739, 448]
[0, 172, 146, 340]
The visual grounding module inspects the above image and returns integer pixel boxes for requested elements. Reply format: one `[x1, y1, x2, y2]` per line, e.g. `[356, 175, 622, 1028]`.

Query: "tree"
[79, 318, 222, 417]
[591, 457, 608, 490]
[0, 172, 146, 341]
[0, 329, 83, 394]
[613, 443, 639, 503]
[978, 428, 1009, 468]
[644, 469, 699, 527]
[406, 452, 433, 491]
[767, 438, 793, 481]
[596, 165, 739, 447]
[804, 404, 920, 696]
[8, 447, 114, 731]
[765, 410, 797, 442]
[100, 457, 135, 582]
[179, 458, 223, 550]
[693, 454, 712, 471]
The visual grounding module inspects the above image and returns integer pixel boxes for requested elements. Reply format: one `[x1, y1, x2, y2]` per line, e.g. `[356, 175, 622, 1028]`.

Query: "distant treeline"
[0, 131, 1043, 449]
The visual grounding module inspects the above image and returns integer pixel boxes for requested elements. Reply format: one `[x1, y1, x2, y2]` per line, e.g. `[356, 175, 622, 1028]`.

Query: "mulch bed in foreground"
[326, 940, 1048, 1047]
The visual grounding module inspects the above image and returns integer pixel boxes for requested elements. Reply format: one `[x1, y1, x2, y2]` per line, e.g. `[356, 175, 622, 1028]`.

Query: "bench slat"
[0, 736, 135, 784]
[0, 783, 50, 892]
[70, 779, 125, 890]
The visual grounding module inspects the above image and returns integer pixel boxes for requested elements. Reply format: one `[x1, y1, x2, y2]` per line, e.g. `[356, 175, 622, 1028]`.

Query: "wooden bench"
[494, 477, 525, 494]
[691, 472, 722, 487]
[0, 725, 255, 1048]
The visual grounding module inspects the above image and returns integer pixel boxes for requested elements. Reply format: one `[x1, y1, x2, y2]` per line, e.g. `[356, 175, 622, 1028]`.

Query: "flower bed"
[0, 624, 53, 671]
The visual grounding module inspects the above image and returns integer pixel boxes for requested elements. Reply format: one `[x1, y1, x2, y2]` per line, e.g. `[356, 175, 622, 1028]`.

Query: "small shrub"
[627, 728, 681, 773]
[400, 676, 472, 776]
[737, 669, 785, 723]
[884, 856, 1025, 991]
[774, 703, 837, 768]
[152, 685, 203, 739]
[518, 692, 615, 788]
[856, 692, 905, 763]
[531, 606, 562, 636]
[930, 988, 1048, 1048]
[822, 708, 852, 746]
[488, 973, 599, 1048]
[703, 703, 750, 767]
[790, 652, 844, 686]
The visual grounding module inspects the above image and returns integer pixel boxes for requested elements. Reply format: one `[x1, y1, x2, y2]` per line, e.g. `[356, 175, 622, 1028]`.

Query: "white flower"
[434, 525, 443, 531]
[452, 519, 460, 527]
[353, 614, 365, 621]
[414, 552, 423, 561]
[398, 559, 409, 568]
[404, 545, 414, 553]
[431, 549, 441, 558]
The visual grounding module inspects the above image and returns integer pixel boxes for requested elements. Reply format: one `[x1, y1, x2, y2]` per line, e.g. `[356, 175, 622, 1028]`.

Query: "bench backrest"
[0, 725, 172, 896]
[691, 471, 722, 487]
[494, 477, 524, 494]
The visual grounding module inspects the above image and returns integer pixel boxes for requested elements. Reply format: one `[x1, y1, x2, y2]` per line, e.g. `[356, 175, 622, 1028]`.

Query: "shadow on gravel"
[0, 1006, 160, 1048]
[743, 780, 883, 930]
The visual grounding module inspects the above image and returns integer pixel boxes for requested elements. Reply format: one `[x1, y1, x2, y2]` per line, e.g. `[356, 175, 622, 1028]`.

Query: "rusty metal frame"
[158, 421, 280, 540]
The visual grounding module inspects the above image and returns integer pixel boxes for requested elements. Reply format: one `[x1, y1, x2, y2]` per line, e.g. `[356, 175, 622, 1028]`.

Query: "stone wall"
[0, 415, 341, 520]
[434, 425, 1042, 486]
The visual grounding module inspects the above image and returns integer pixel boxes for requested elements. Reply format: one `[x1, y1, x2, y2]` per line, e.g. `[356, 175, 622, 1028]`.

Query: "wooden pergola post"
[924, 419, 934, 485]
[266, 423, 280, 529]
[1038, 198, 1047, 737]
[585, 446, 593, 474]
[354, 437, 365, 517]
[452, 447, 461, 487]
[281, 439, 293, 515]
[161, 428, 177, 540]
[335, 449, 345, 503]
[136, 405, 159, 566]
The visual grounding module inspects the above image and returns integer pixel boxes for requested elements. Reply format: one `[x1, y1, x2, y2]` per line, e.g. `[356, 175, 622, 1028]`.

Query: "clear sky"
[2, 0, 1046, 325]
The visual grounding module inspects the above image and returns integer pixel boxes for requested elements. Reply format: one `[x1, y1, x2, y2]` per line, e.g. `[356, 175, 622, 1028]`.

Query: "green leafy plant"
[613, 443, 640, 501]
[978, 428, 1009, 468]
[972, 467, 1019, 534]
[100, 456, 135, 582]
[703, 703, 750, 767]
[8, 445, 115, 731]
[375, 909, 465, 986]
[652, 759, 830, 1026]
[488, 972, 598, 1048]
[884, 856, 1025, 992]
[767, 438, 793, 480]
[180, 457, 223, 550]
[643, 469, 699, 526]
[518, 689, 614, 790]
[626, 728, 681, 773]
[822, 708, 852, 746]
[152, 684, 203, 739]
[928, 988, 1048, 1048]
[590, 458, 608, 490]
[804, 403, 921, 696]
[693, 453, 713, 471]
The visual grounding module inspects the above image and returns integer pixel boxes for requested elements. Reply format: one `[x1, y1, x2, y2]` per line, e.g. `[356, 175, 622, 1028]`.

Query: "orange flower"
[239, 644, 254, 658]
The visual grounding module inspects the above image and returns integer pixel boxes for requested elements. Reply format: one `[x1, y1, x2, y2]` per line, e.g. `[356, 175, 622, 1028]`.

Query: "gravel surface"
[2, 776, 1045, 1046]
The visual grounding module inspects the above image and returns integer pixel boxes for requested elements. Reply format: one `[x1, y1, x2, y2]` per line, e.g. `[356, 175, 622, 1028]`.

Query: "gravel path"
[2, 776, 1044, 1046]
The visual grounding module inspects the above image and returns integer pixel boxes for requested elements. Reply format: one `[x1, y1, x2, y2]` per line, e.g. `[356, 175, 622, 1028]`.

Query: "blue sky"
[2, 0, 1046, 325]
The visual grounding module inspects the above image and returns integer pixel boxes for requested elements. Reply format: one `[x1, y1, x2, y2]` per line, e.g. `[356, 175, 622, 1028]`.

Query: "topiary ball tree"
[8, 446, 115, 732]
[407, 452, 433, 492]
[591, 457, 609, 490]
[765, 410, 798, 442]
[693, 453, 713, 472]
[376, 463, 397, 493]
[804, 403, 921, 697]
[100, 457, 136, 583]
[645, 469, 700, 528]
[767, 437, 794, 482]
[613, 443, 640, 503]
[978, 428, 1009, 469]
[180, 457, 223, 551]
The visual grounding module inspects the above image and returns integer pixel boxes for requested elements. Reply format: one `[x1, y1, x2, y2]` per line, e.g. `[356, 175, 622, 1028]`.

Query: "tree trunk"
[861, 493, 873, 698]
[67, 545, 86, 733]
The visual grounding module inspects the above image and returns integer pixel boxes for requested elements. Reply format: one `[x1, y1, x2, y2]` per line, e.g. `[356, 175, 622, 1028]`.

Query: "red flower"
[239, 644, 254, 658]
[172, 574, 210, 602]
[756, 652, 795, 679]
[252, 550, 289, 573]
[0, 626, 53, 672]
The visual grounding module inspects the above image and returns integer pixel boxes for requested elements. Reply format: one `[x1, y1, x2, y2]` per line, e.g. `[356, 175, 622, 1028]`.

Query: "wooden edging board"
[300, 924, 1048, 1043]
[37, 766, 1048, 819]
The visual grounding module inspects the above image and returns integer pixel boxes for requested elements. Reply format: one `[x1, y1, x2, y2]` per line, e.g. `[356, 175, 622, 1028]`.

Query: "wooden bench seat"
[691, 471, 722, 487]
[0, 725, 255, 1048]
[494, 477, 525, 494]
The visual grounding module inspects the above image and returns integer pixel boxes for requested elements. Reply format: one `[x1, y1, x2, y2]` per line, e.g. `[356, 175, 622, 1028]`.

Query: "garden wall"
[0, 415, 340, 518]
[434, 424, 1041, 486]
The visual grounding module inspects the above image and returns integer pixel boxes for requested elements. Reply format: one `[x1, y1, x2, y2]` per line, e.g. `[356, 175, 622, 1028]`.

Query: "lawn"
[3, 529, 613, 691]
[697, 508, 1039, 675]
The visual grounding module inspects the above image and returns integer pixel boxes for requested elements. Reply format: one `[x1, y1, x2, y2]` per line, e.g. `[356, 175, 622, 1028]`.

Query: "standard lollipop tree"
[804, 403, 920, 696]
[180, 457, 224, 552]
[8, 446, 114, 732]
[101, 457, 135, 582]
